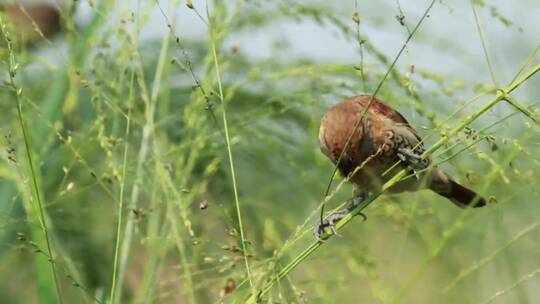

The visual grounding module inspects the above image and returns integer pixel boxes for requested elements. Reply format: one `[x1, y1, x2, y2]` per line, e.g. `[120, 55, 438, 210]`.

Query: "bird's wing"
[356, 96, 423, 143]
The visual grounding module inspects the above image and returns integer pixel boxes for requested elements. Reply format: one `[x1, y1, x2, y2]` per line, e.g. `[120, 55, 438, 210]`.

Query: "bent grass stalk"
[246, 61, 540, 302]
[229, 152, 384, 300]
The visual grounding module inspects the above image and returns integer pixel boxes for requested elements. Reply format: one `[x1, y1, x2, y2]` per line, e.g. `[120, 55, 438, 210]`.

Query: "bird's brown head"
[318, 95, 412, 176]
[319, 96, 370, 176]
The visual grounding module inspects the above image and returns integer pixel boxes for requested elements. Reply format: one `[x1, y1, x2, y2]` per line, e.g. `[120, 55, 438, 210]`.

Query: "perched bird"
[316, 95, 486, 239]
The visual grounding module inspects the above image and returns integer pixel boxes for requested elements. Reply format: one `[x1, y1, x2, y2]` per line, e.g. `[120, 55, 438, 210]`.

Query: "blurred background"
[0, 0, 539, 303]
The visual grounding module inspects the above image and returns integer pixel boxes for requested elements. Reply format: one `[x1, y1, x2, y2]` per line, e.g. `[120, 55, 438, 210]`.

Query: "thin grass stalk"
[503, 96, 540, 125]
[509, 45, 540, 84]
[207, 3, 255, 292]
[154, 156, 197, 303]
[0, 16, 64, 304]
[112, 1, 179, 301]
[109, 66, 135, 304]
[481, 268, 540, 304]
[471, 1, 499, 86]
[166, 194, 197, 304]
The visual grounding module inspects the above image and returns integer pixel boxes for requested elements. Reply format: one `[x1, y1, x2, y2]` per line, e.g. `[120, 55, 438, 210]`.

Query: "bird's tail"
[430, 169, 486, 208]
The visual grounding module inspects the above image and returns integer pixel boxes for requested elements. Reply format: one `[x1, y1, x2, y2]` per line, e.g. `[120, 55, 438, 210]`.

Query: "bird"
[315, 95, 486, 239]
[2, 4, 61, 45]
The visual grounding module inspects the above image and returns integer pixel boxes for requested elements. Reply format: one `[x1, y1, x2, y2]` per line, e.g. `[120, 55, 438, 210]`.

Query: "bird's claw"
[314, 192, 368, 241]
[314, 207, 367, 241]
[314, 220, 330, 242]
[327, 216, 342, 237]
[314, 218, 340, 242]
[358, 211, 367, 221]
[397, 147, 429, 171]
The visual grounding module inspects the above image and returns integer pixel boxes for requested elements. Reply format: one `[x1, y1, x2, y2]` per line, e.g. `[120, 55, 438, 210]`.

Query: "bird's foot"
[314, 196, 367, 241]
[314, 218, 339, 242]
[397, 147, 429, 176]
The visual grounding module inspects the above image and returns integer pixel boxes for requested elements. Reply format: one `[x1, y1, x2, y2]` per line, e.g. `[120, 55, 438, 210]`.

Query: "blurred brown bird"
[2, 4, 61, 45]
[316, 95, 486, 239]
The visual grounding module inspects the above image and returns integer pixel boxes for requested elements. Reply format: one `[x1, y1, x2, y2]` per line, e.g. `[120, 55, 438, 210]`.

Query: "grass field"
[0, 1, 539, 303]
